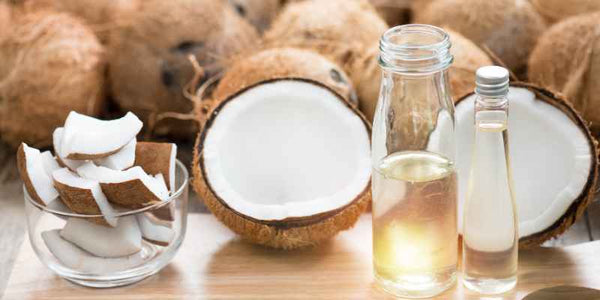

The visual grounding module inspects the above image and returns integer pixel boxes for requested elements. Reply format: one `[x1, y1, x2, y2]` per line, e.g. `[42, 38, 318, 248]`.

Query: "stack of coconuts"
[2, 0, 599, 249]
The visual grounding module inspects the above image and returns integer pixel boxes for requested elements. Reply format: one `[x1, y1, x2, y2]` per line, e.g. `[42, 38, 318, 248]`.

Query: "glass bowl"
[24, 160, 189, 288]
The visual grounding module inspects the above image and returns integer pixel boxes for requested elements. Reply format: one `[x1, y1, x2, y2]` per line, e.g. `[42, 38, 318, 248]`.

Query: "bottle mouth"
[379, 24, 453, 74]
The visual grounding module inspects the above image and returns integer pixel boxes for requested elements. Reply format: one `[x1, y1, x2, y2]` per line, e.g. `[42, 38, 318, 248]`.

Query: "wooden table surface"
[3, 214, 600, 300]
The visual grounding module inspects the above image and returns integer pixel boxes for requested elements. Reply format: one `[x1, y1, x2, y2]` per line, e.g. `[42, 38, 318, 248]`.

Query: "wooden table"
[4, 214, 600, 300]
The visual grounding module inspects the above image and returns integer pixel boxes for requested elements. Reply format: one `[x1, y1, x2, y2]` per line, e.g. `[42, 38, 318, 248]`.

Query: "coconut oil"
[462, 66, 518, 294]
[373, 151, 457, 298]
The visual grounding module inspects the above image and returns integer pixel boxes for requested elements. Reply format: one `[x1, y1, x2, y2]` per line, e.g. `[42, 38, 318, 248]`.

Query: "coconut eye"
[329, 68, 347, 85]
[160, 62, 175, 88]
[172, 40, 203, 54]
[232, 2, 246, 17]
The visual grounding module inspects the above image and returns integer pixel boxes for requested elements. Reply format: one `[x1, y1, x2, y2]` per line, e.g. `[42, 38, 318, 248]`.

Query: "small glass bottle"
[462, 66, 518, 294]
[372, 25, 457, 298]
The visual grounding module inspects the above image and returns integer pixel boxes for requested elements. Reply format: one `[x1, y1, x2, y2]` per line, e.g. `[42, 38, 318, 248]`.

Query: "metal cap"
[475, 66, 509, 97]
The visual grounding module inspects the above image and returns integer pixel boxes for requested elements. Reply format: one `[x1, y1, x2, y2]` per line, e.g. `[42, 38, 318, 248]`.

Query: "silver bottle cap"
[475, 66, 509, 97]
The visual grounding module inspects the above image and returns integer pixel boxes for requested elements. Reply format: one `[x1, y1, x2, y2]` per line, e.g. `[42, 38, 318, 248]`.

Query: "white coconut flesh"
[454, 87, 593, 238]
[42, 230, 144, 273]
[19, 144, 59, 205]
[61, 111, 143, 159]
[202, 80, 371, 221]
[76, 162, 169, 201]
[52, 168, 118, 227]
[60, 216, 142, 258]
[167, 144, 177, 194]
[95, 138, 137, 170]
[53, 127, 84, 170]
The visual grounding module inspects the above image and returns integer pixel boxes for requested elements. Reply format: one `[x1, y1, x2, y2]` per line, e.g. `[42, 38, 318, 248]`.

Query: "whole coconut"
[20, 0, 139, 43]
[414, 0, 546, 74]
[530, 0, 600, 24]
[264, 0, 388, 122]
[109, 0, 259, 140]
[528, 13, 600, 134]
[228, 0, 281, 32]
[0, 11, 105, 148]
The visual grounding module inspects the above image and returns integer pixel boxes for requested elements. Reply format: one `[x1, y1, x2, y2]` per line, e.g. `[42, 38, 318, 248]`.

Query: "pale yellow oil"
[372, 151, 457, 298]
[462, 110, 518, 294]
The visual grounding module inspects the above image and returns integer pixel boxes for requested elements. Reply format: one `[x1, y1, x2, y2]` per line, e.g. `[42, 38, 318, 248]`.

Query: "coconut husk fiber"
[108, 0, 259, 141]
[528, 12, 600, 135]
[0, 11, 105, 148]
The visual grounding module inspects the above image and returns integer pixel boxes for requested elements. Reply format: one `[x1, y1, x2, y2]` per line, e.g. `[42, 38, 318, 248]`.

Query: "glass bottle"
[371, 24, 457, 298]
[462, 66, 518, 294]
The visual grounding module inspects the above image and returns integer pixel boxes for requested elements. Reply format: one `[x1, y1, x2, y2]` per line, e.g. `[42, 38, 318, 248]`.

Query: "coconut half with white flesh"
[451, 83, 598, 247]
[134, 142, 177, 193]
[61, 216, 141, 257]
[17, 144, 60, 206]
[193, 78, 372, 249]
[60, 111, 143, 160]
[42, 230, 144, 273]
[53, 168, 117, 227]
[77, 162, 168, 208]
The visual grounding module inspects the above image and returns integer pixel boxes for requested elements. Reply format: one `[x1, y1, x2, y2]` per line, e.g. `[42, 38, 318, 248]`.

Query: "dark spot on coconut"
[172, 41, 204, 54]
[303, 31, 316, 39]
[329, 68, 347, 85]
[231, 1, 246, 17]
[340, 50, 353, 65]
[160, 62, 176, 88]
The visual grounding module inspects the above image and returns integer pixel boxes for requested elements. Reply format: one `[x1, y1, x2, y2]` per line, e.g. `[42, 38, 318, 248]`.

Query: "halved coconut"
[134, 142, 177, 193]
[413, 0, 547, 74]
[76, 162, 168, 208]
[16, 143, 59, 205]
[52, 127, 84, 171]
[137, 214, 174, 246]
[60, 111, 143, 160]
[42, 230, 144, 273]
[60, 216, 141, 257]
[451, 83, 598, 247]
[193, 79, 372, 249]
[52, 168, 117, 227]
[95, 138, 137, 170]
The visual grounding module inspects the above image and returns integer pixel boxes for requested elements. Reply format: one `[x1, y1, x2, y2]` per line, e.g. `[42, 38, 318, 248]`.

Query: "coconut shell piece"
[264, 0, 388, 122]
[134, 142, 176, 192]
[414, 0, 547, 75]
[0, 11, 105, 148]
[212, 48, 357, 112]
[108, 0, 259, 140]
[456, 82, 599, 248]
[17, 144, 58, 206]
[99, 181, 162, 209]
[528, 13, 600, 135]
[193, 79, 372, 249]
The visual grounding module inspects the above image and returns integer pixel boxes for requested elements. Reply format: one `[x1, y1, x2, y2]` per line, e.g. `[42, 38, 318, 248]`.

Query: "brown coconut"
[0, 11, 105, 148]
[20, 0, 139, 43]
[414, 0, 547, 75]
[455, 82, 599, 248]
[530, 0, 600, 24]
[193, 79, 371, 249]
[228, 0, 282, 32]
[109, 0, 259, 140]
[212, 47, 357, 110]
[528, 13, 600, 135]
[263, 0, 388, 122]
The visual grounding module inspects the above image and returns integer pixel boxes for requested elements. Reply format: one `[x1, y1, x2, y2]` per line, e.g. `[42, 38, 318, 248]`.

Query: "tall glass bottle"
[371, 25, 457, 298]
[462, 66, 518, 294]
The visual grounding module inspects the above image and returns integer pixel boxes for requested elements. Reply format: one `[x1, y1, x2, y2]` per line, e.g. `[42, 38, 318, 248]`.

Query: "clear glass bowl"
[24, 160, 189, 288]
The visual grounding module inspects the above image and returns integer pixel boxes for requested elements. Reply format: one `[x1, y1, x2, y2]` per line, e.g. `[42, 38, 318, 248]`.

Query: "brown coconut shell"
[456, 82, 599, 248]
[228, 0, 282, 32]
[99, 180, 161, 209]
[0, 11, 105, 148]
[193, 78, 371, 249]
[530, 0, 600, 24]
[53, 180, 112, 227]
[108, 0, 259, 140]
[211, 47, 357, 114]
[20, 0, 139, 43]
[528, 13, 600, 135]
[263, 0, 388, 122]
[65, 147, 123, 161]
[414, 0, 547, 75]
[134, 141, 175, 191]
[16, 144, 45, 206]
